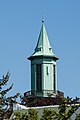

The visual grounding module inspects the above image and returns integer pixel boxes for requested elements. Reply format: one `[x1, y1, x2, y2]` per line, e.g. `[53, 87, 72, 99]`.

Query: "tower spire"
[28, 20, 58, 60]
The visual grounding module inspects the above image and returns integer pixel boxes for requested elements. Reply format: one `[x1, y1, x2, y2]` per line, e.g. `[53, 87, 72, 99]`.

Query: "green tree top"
[0, 72, 20, 120]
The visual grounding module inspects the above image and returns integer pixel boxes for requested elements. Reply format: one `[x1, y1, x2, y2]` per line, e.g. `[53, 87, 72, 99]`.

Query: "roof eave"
[28, 55, 59, 61]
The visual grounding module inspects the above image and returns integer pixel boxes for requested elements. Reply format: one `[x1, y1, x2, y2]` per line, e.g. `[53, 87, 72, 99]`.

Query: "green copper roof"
[28, 21, 58, 60]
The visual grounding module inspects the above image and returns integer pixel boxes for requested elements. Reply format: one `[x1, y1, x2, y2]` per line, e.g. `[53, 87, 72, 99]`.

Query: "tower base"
[21, 90, 64, 107]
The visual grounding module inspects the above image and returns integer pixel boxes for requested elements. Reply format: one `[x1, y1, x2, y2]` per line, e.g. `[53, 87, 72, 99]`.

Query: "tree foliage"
[40, 97, 80, 120]
[75, 114, 80, 120]
[27, 109, 38, 120]
[40, 108, 58, 120]
[13, 97, 80, 120]
[14, 109, 38, 120]
[0, 72, 20, 119]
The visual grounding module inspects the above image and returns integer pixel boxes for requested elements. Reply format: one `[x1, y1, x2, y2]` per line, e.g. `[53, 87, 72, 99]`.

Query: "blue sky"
[0, 0, 80, 98]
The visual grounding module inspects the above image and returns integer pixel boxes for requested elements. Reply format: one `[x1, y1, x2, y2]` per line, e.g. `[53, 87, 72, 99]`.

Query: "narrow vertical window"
[46, 66, 49, 75]
[36, 64, 42, 92]
[53, 65, 56, 93]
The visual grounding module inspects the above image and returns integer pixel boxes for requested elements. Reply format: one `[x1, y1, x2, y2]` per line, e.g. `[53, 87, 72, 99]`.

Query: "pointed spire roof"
[28, 21, 58, 60]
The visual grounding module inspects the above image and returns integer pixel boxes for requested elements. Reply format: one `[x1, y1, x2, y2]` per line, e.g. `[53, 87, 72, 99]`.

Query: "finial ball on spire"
[42, 19, 44, 23]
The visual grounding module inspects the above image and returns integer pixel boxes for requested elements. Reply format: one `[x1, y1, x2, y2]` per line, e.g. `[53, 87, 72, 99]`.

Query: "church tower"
[28, 20, 59, 97]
